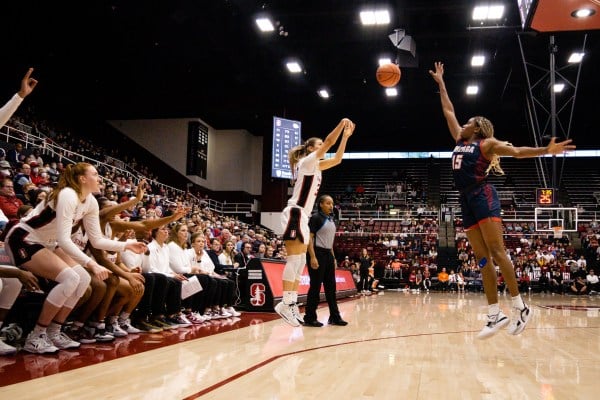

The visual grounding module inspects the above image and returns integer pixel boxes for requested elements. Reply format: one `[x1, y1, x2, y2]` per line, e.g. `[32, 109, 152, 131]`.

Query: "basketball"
[376, 63, 401, 87]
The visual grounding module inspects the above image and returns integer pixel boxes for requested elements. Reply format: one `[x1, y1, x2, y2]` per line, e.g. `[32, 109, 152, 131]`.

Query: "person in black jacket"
[304, 195, 347, 327]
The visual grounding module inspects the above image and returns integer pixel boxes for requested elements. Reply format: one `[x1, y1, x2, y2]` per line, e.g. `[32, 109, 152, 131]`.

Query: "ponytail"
[288, 137, 321, 180]
[47, 162, 91, 205]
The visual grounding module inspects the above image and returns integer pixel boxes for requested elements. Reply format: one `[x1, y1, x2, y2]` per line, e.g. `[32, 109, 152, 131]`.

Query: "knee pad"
[295, 254, 307, 279]
[71, 265, 92, 298]
[46, 267, 80, 307]
[0, 277, 22, 309]
[63, 265, 92, 309]
[282, 254, 302, 282]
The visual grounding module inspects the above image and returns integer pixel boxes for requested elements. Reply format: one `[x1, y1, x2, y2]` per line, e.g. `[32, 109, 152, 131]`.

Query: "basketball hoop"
[552, 226, 563, 239]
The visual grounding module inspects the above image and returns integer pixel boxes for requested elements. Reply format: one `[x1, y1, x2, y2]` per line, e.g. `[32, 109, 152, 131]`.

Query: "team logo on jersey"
[249, 283, 266, 306]
[18, 248, 28, 260]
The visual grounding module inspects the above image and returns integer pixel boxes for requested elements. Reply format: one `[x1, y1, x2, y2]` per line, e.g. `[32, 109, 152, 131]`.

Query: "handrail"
[2, 123, 252, 215]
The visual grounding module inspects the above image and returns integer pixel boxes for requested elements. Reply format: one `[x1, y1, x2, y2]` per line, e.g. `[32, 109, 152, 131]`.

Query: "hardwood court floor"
[1, 291, 599, 399]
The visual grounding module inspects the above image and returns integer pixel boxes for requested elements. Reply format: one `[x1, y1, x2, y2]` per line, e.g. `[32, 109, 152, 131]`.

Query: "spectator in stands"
[586, 269, 599, 294]
[235, 234, 250, 253]
[12, 163, 32, 197]
[549, 269, 563, 294]
[6, 143, 23, 167]
[358, 247, 374, 295]
[207, 237, 240, 316]
[408, 269, 417, 290]
[456, 271, 466, 292]
[422, 268, 431, 292]
[5, 162, 146, 353]
[0, 161, 12, 179]
[218, 239, 238, 267]
[576, 255, 587, 270]
[275, 118, 354, 327]
[437, 267, 449, 291]
[570, 275, 588, 295]
[234, 242, 253, 269]
[497, 273, 506, 295]
[430, 61, 575, 339]
[31, 149, 43, 167]
[0, 178, 23, 219]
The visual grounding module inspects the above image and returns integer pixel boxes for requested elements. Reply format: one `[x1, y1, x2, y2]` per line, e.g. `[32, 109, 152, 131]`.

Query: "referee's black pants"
[305, 247, 341, 322]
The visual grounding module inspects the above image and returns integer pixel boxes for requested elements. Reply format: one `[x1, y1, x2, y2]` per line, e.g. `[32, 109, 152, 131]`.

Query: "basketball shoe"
[477, 311, 509, 340]
[507, 304, 531, 335]
[275, 302, 300, 327]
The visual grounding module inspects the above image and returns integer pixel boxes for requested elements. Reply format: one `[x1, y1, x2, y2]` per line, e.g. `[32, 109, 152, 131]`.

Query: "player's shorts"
[459, 183, 501, 230]
[5, 226, 47, 267]
[281, 205, 309, 245]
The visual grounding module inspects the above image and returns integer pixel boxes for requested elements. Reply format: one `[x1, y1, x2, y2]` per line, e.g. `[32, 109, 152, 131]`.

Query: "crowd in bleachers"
[0, 110, 290, 356]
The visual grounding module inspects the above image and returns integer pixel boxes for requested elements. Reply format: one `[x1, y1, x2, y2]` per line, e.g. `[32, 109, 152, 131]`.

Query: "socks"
[512, 295, 525, 310]
[119, 312, 130, 323]
[32, 324, 48, 337]
[488, 303, 500, 316]
[47, 321, 62, 337]
[283, 291, 295, 305]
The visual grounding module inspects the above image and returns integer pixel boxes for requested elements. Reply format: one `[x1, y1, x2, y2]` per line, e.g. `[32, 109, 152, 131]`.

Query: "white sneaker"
[477, 311, 510, 340]
[24, 332, 60, 354]
[49, 331, 81, 349]
[290, 303, 304, 324]
[119, 319, 142, 334]
[187, 312, 207, 324]
[202, 311, 213, 321]
[507, 304, 532, 335]
[171, 313, 192, 328]
[219, 309, 233, 318]
[274, 302, 300, 327]
[226, 306, 241, 317]
[0, 337, 17, 356]
[108, 320, 128, 337]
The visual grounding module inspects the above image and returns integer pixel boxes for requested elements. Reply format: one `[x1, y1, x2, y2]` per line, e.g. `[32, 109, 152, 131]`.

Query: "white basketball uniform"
[281, 152, 321, 245]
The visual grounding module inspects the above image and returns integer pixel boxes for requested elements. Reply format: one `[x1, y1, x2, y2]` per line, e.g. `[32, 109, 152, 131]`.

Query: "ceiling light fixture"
[553, 83, 565, 93]
[255, 18, 275, 32]
[471, 55, 485, 67]
[466, 85, 479, 95]
[378, 57, 392, 66]
[571, 8, 596, 18]
[318, 89, 330, 98]
[286, 61, 302, 73]
[472, 5, 505, 20]
[360, 9, 390, 25]
[568, 52, 584, 63]
[385, 88, 398, 97]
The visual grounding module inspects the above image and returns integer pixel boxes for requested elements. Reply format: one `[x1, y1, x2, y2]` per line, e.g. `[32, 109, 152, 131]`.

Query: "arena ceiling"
[2, 1, 599, 151]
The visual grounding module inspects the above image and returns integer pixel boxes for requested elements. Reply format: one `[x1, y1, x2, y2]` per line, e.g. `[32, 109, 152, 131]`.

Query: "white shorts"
[281, 206, 309, 245]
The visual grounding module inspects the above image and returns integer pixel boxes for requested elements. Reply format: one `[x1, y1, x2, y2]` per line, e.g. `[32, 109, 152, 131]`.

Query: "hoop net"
[552, 226, 563, 239]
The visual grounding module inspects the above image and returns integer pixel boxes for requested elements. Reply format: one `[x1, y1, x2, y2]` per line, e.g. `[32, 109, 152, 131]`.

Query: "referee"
[304, 195, 348, 327]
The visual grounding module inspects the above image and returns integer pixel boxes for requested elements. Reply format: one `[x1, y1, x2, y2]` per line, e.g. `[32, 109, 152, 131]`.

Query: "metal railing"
[2, 122, 254, 216]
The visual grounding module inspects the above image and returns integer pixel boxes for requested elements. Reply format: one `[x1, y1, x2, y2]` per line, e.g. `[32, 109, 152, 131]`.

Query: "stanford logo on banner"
[249, 283, 266, 306]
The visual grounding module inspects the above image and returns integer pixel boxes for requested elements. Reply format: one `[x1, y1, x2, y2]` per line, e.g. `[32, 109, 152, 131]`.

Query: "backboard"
[534, 207, 578, 232]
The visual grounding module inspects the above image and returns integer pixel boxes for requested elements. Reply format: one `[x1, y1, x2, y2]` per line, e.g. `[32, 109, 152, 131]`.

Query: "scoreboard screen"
[271, 116, 301, 179]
